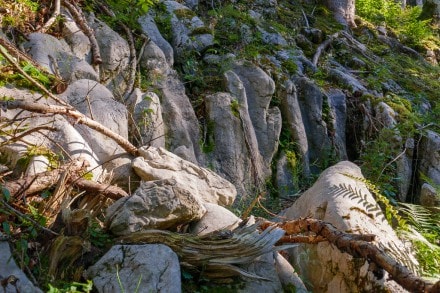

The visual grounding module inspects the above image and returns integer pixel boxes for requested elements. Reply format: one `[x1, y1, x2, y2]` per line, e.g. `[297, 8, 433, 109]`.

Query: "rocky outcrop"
[132, 147, 237, 206]
[282, 161, 417, 293]
[86, 244, 181, 293]
[419, 130, 440, 186]
[106, 178, 206, 235]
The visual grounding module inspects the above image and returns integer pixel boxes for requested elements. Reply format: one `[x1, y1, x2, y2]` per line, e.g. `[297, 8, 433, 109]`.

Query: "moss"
[190, 26, 212, 36]
[174, 8, 196, 20]
[230, 99, 240, 118]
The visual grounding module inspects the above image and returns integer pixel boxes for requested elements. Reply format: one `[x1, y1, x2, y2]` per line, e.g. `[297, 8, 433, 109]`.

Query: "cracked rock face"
[133, 147, 237, 206]
[85, 244, 181, 293]
[106, 178, 207, 235]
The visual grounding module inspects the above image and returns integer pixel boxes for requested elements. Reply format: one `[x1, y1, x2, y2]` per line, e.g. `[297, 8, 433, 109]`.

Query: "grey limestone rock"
[106, 178, 206, 235]
[86, 244, 181, 293]
[22, 33, 98, 82]
[189, 202, 241, 235]
[138, 13, 174, 66]
[88, 13, 130, 98]
[0, 232, 43, 293]
[132, 147, 237, 206]
[61, 79, 128, 162]
[283, 161, 417, 293]
[419, 130, 440, 186]
[420, 182, 440, 207]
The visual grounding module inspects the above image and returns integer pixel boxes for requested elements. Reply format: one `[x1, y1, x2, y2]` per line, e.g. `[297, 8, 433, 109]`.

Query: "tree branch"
[0, 100, 139, 156]
[260, 219, 438, 293]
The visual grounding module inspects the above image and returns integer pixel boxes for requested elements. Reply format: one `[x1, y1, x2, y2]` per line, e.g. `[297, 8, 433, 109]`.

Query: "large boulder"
[87, 13, 130, 98]
[204, 91, 263, 196]
[0, 232, 43, 293]
[86, 244, 181, 293]
[61, 79, 128, 161]
[106, 178, 206, 235]
[0, 87, 102, 179]
[232, 62, 282, 168]
[132, 147, 237, 206]
[294, 77, 333, 173]
[22, 33, 98, 82]
[282, 161, 417, 293]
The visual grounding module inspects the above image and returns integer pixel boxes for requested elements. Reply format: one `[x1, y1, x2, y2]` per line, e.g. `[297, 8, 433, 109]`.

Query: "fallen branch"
[73, 178, 127, 200]
[312, 32, 339, 67]
[1, 158, 127, 202]
[62, 0, 102, 65]
[0, 100, 139, 156]
[260, 218, 438, 293]
[0, 36, 49, 73]
[0, 46, 71, 107]
[1, 159, 87, 199]
[38, 0, 61, 33]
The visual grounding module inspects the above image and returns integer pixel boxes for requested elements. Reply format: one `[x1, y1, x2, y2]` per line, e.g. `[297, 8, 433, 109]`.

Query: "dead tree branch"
[38, 0, 61, 33]
[61, 0, 102, 65]
[312, 32, 339, 67]
[0, 46, 71, 107]
[73, 178, 127, 200]
[0, 100, 139, 156]
[260, 219, 438, 293]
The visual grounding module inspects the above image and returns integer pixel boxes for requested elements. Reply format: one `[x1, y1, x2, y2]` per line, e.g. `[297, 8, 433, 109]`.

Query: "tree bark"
[260, 219, 438, 293]
[322, 0, 357, 28]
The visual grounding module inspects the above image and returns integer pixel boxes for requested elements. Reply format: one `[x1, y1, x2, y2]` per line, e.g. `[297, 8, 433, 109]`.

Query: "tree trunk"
[323, 0, 356, 27]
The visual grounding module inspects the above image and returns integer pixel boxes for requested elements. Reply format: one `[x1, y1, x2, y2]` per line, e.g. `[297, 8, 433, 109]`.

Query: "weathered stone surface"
[328, 68, 367, 93]
[419, 130, 440, 186]
[138, 13, 174, 66]
[86, 244, 181, 293]
[133, 147, 237, 206]
[258, 26, 288, 47]
[0, 87, 102, 179]
[204, 91, 259, 196]
[157, 70, 204, 164]
[281, 80, 311, 178]
[420, 182, 440, 207]
[189, 202, 241, 235]
[274, 252, 308, 293]
[129, 89, 165, 148]
[275, 151, 298, 197]
[282, 161, 417, 293]
[233, 63, 281, 167]
[163, 1, 214, 61]
[294, 77, 333, 173]
[88, 14, 130, 98]
[239, 252, 283, 293]
[224, 70, 268, 189]
[106, 178, 206, 235]
[62, 10, 91, 60]
[327, 88, 347, 160]
[0, 232, 43, 293]
[22, 33, 98, 82]
[61, 79, 128, 162]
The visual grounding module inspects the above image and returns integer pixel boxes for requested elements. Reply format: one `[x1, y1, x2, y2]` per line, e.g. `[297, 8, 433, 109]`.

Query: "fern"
[340, 173, 407, 229]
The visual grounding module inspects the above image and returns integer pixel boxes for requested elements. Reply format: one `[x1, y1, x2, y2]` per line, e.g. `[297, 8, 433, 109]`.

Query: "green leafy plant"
[47, 280, 93, 293]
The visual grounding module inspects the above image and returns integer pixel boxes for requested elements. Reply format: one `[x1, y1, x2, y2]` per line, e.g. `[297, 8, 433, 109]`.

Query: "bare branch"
[38, 0, 61, 33]
[0, 100, 139, 156]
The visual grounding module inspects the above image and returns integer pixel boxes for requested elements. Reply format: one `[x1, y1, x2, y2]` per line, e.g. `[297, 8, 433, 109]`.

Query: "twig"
[301, 9, 309, 28]
[0, 126, 57, 147]
[312, 32, 339, 67]
[0, 36, 49, 73]
[0, 45, 72, 108]
[62, 0, 102, 65]
[38, 0, 61, 33]
[0, 199, 59, 236]
[260, 219, 438, 293]
[0, 100, 139, 156]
